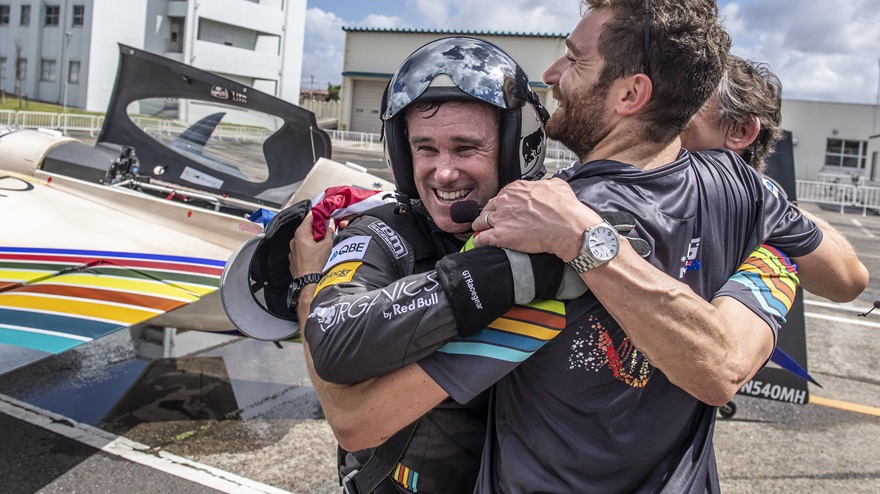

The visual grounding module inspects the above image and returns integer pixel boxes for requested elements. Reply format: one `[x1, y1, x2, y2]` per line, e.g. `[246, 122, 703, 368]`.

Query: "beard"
[546, 81, 612, 160]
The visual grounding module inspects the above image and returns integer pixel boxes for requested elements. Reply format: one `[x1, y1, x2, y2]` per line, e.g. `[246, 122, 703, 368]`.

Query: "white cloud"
[722, 0, 880, 104]
[301, 8, 405, 88]
[413, 0, 577, 33]
[301, 8, 346, 90]
[302, 0, 880, 104]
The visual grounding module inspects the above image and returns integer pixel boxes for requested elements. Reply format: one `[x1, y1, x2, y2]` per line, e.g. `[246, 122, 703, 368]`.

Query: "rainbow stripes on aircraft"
[0, 247, 223, 355]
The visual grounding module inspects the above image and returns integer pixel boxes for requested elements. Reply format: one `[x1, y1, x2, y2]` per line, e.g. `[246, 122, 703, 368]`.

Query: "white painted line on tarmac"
[804, 312, 880, 329]
[0, 394, 292, 494]
[803, 299, 877, 316]
[851, 219, 875, 238]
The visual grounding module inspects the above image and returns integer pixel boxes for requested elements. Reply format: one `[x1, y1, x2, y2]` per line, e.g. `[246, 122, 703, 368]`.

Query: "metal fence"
[0, 110, 15, 126]
[796, 180, 880, 216]
[13, 108, 875, 216]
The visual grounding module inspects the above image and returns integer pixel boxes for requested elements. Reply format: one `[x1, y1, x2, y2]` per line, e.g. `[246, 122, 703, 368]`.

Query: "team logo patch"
[323, 236, 371, 271]
[679, 237, 702, 278]
[315, 261, 361, 295]
[368, 221, 409, 259]
[762, 177, 779, 198]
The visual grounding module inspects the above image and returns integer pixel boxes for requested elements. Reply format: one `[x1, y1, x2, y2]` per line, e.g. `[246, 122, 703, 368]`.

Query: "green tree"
[327, 83, 341, 102]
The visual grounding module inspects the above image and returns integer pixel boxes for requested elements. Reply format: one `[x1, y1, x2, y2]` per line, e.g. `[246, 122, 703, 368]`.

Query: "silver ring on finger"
[484, 211, 494, 229]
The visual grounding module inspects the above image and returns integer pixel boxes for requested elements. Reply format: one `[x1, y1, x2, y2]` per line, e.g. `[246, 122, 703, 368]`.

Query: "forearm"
[583, 243, 773, 405]
[304, 271, 459, 383]
[299, 286, 447, 451]
[793, 210, 868, 302]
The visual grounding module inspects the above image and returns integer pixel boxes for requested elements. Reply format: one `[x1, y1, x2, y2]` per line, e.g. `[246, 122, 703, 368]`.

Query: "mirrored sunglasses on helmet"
[382, 37, 532, 120]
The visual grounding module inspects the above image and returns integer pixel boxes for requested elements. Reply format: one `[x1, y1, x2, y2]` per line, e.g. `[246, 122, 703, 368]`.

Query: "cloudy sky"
[302, 0, 880, 105]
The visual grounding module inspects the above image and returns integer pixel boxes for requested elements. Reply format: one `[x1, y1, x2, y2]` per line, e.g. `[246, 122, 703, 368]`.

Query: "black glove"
[598, 211, 651, 257]
[435, 247, 516, 338]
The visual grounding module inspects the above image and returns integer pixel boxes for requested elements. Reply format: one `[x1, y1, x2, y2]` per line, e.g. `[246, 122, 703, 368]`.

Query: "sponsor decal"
[384, 292, 440, 319]
[310, 273, 441, 331]
[210, 85, 247, 104]
[762, 177, 779, 198]
[462, 270, 483, 310]
[314, 261, 361, 294]
[210, 85, 229, 100]
[521, 125, 545, 171]
[679, 237, 701, 278]
[323, 236, 371, 271]
[368, 221, 409, 259]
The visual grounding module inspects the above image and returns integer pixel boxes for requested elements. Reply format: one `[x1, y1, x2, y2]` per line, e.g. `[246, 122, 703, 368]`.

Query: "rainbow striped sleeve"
[438, 235, 567, 361]
[438, 299, 566, 361]
[723, 244, 799, 323]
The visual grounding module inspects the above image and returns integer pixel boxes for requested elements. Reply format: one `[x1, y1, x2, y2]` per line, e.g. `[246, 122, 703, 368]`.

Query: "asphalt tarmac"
[2, 141, 879, 493]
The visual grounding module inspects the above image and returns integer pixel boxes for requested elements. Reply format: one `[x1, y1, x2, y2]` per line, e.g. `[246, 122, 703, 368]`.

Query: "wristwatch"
[567, 221, 621, 273]
[286, 273, 324, 311]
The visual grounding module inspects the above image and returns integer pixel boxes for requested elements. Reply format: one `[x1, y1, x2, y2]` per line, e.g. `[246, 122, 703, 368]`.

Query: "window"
[126, 97, 283, 183]
[71, 5, 83, 26]
[0, 5, 10, 26]
[40, 59, 56, 82]
[20, 4, 30, 26]
[44, 5, 59, 25]
[0, 57, 6, 80]
[825, 139, 868, 169]
[68, 60, 79, 84]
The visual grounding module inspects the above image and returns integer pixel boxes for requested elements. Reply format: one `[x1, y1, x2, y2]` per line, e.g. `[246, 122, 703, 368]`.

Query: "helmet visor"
[382, 37, 531, 119]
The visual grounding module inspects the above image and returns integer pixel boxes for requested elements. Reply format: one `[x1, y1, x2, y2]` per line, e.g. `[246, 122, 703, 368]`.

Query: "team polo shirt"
[419, 149, 820, 493]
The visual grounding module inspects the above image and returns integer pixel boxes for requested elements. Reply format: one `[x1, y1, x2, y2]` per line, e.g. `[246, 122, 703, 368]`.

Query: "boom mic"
[450, 200, 482, 224]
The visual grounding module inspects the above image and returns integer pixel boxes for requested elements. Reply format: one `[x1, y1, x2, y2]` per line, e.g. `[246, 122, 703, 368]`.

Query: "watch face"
[588, 226, 619, 261]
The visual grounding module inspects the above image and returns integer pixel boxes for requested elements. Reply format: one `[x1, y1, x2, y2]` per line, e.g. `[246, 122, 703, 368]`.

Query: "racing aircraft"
[0, 44, 391, 376]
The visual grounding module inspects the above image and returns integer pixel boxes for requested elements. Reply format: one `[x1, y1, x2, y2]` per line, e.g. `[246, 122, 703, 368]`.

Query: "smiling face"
[542, 10, 614, 160]
[407, 101, 500, 234]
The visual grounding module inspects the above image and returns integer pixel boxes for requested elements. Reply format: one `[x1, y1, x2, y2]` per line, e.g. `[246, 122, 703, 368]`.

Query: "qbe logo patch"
[368, 221, 409, 259]
[323, 236, 371, 271]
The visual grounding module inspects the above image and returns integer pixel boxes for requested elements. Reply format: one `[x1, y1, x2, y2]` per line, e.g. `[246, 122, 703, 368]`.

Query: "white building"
[340, 28, 880, 183]
[339, 27, 567, 135]
[0, 0, 306, 113]
[781, 99, 879, 182]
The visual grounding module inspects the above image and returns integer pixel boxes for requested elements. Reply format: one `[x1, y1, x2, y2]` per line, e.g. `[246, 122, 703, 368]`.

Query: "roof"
[342, 27, 568, 38]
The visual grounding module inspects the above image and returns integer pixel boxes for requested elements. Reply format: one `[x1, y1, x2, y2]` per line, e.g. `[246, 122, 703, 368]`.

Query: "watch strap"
[287, 272, 324, 310]
[567, 251, 602, 273]
[295, 272, 324, 288]
[566, 221, 619, 273]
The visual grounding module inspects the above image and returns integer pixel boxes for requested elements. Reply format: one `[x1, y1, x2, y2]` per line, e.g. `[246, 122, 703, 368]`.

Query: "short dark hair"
[716, 56, 783, 173]
[585, 0, 731, 143]
[403, 100, 501, 135]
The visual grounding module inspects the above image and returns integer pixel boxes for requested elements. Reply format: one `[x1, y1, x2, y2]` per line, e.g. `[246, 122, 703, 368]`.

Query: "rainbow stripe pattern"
[726, 244, 799, 322]
[392, 462, 419, 492]
[439, 299, 566, 362]
[438, 235, 567, 362]
[0, 247, 223, 355]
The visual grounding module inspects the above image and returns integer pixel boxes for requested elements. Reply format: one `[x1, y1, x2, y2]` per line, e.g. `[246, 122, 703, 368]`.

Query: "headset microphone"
[450, 200, 482, 224]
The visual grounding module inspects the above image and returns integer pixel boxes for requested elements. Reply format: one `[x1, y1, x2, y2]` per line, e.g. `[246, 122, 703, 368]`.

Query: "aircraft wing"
[0, 169, 256, 376]
[0, 247, 223, 375]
